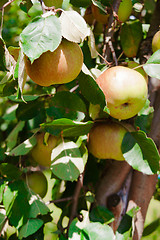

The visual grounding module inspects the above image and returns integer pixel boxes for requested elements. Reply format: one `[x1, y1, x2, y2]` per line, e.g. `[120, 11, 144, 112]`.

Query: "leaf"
[70, 0, 92, 8]
[0, 163, 22, 180]
[8, 95, 39, 102]
[120, 20, 143, 58]
[135, 99, 154, 133]
[89, 205, 114, 224]
[41, 118, 94, 137]
[0, 37, 6, 71]
[6, 121, 25, 151]
[18, 218, 43, 239]
[143, 218, 160, 236]
[81, 222, 115, 240]
[47, 91, 87, 121]
[78, 72, 106, 108]
[6, 135, 37, 156]
[3, 180, 30, 229]
[122, 131, 160, 175]
[88, 29, 98, 59]
[143, 50, 160, 79]
[0, 180, 6, 203]
[20, 15, 62, 63]
[59, 10, 90, 43]
[51, 140, 85, 181]
[16, 98, 45, 121]
[29, 198, 50, 219]
[0, 213, 6, 232]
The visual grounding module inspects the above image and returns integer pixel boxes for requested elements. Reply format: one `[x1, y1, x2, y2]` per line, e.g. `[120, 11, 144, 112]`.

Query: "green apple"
[43, 0, 63, 8]
[118, 0, 132, 22]
[30, 133, 59, 167]
[88, 121, 134, 160]
[96, 66, 148, 120]
[26, 171, 48, 198]
[152, 30, 160, 53]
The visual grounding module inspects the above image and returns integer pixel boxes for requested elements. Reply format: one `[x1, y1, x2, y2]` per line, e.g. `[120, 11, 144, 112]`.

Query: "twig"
[103, 0, 121, 64]
[67, 173, 84, 231]
[0, 0, 15, 10]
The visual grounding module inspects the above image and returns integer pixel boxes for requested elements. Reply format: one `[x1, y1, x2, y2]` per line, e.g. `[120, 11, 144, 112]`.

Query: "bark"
[95, 0, 160, 239]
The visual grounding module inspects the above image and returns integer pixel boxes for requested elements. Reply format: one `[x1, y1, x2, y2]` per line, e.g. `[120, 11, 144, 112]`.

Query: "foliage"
[0, 0, 160, 239]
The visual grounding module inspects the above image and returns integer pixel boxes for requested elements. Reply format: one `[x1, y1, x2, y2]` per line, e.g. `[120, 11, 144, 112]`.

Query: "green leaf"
[16, 99, 45, 121]
[78, 72, 106, 108]
[143, 50, 160, 79]
[0, 163, 22, 180]
[0, 37, 6, 71]
[6, 121, 25, 151]
[89, 205, 114, 224]
[6, 135, 37, 156]
[120, 20, 143, 58]
[51, 140, 85, 181]
[20, 15, 62, 63]
[81, 222, 115, 240]
[122, 131, 160, 175]
[41, 118, 94, 137]
[143, 218, 160, 236]
[0, 180, 6, 203]
[47, 91, 87, 121]
[59, 10, 90, 43]
[29, 198, 50, 219]
[18, 218, 43, 239]
[8, 95, 39, 102]
[70, 0, 92, 8]
[3, 180, 30, 229]
[135, 99, 154, 133]
[0, 213, 6, 232]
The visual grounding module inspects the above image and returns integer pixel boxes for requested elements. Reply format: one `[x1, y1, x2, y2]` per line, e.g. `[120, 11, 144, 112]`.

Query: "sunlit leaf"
[41, 118, 94, 137]
[51, 140, 85, 181]
[20, 15, 62, 63]
[143, 50, 160, 79]
[122, 131, 160, 175]
[59, 10, 90, 43]
[6, 135, 37, 156]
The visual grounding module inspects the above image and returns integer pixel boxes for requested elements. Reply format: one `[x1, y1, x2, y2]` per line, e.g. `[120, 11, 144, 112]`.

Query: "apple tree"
[0, 0, 160, 239]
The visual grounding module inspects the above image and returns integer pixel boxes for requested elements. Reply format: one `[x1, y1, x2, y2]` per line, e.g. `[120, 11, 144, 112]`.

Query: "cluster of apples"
[87, 65, 148, 161]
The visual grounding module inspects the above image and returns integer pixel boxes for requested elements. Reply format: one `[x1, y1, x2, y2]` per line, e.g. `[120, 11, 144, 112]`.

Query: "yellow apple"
[118, 0, 132, 22]
[24, 39, 83, 86]
[96, 66, 148, 120]
[91, 4, 109, 25]
[26, 171, 48, 198]
[43, 0, 63, 8]
[30, 133, 59, 167]
[152, 30, 160, 53]
[87, 121, 134, 160]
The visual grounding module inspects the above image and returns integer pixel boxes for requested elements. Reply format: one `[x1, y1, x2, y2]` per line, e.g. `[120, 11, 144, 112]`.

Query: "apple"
[152, 30, 160, 53]
[30, 133, 59, 167]
[127, 61, 148, 83]
[24, 39, 83, 86]
[25, 171, 48, 198]
[96, 66, 148, 120]
[43, 0, 63, 8]
[91, 4, 109, 25]
[118, 0, 132, 22]
[87, 121, 134, 160]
